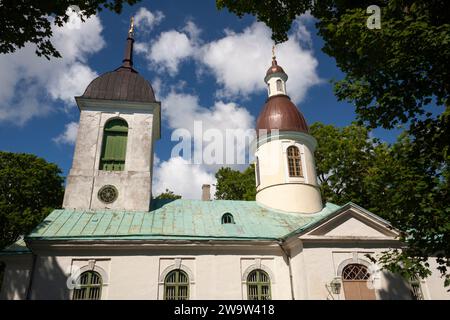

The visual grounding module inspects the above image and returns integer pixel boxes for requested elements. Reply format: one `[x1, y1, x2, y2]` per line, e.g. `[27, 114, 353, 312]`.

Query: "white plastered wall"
[0, 255, 33, 300]
[63, 102, 159, 212]
[255, 138, 322, 213]
[19, 246, 291, 300]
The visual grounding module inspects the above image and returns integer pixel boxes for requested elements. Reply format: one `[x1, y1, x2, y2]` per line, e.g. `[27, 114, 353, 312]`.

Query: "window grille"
[247, 269, 271, 300]
[342, 264, 371, 280]
[164, 270, 189, 300]
[72, 271, 102, 300]
[287, 146, 302, 177]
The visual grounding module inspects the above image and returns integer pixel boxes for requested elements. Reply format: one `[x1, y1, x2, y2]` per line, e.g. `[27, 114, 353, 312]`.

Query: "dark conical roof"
[81, 26, 156, 103]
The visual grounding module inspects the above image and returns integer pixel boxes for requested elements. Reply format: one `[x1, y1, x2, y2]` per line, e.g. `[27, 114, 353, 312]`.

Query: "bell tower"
[63, 19, 161, 212]
[254, 50, 322, 214]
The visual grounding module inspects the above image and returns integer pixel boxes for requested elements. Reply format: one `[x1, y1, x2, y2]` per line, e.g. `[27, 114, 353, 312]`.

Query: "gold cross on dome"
[272, 44, 276, 60]
[128, 16, 134, 37]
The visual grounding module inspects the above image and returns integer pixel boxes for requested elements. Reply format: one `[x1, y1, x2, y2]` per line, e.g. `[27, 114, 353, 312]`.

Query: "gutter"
[278, 241, 295, 300]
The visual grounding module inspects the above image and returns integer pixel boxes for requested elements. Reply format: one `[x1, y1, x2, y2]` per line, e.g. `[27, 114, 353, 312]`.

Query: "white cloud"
[162, 90, 254, 132]
[0, 9, 104, 125]
[53, 122, 79, 145]
[150, 91, 254, 199]
[137, 29, 197, 76]
[200, 20, 321, 103]
[136, 17, 320, 103]
[182, 20, 202, 42]
[135, 20, 200, 76]
[153, 156, 216, 200]
[134, 7, 164, 32]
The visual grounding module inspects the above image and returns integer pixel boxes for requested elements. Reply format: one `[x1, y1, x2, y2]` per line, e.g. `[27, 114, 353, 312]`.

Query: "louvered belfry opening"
[164, 270, 189, 300]
[99, 118, 128, 171]
[247, 269, 271, 300]
[72, 271, 102, 300]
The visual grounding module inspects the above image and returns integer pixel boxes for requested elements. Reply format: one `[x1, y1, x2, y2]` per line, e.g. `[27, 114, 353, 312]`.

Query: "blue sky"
[0, 1, 400, 199]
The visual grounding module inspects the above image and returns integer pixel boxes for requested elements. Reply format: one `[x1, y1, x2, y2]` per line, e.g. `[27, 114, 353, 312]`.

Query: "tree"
[217, 0, 450, 288]
[0, 0, 140, 59]
[154, 189, 182, 200]
[362, 133, 450, 287]
[215, 165, 256, 200]
[214, 122, 450, 287]
[313, 123, 450, 288]
[216, 0, 449, 163]
[310, 122, 378, 207]
[0, 152, 64, 249]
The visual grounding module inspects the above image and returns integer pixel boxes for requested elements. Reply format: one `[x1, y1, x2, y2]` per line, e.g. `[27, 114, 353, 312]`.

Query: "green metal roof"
[25, 200, 341, 242]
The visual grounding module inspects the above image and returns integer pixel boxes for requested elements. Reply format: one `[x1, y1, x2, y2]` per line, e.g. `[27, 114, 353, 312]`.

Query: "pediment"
[299, 203, 399, 241]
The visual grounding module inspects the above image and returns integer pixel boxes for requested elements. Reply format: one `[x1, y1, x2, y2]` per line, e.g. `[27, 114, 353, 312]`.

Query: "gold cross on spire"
[128, 16, 135, 37]
[272, 44, 276, 60]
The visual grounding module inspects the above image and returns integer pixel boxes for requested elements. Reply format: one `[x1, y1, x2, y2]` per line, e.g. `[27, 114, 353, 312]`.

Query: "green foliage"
[154, 189, 182, 200]
[215, 165, 256, 200]
[310, 122, 377, 207]
[216, 0, 312, 43]
[0, 152, 64, 249]
[312, 122, 450, 288]
[214, 122, 450, 287]
[0, 0, 141, 59]
[216, 0, 449, 166]
[364, 133, 450, 287]
[217, 0, 450, 289]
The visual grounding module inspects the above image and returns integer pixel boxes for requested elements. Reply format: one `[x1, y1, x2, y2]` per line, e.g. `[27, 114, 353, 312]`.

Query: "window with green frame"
[247, 269, 271, 300]
[72, 271, 102, 300]
[164, 269, 189, 300]
[99, 118, 128, 171]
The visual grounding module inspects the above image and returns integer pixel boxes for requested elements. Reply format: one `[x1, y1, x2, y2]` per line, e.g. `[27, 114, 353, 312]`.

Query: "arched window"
[99, 118, 128, 171]
[72, 271, 102, 300]
[164, 270, 189, 300]
[287, 146, 302, 177]
[247, 269, 271, 300]
[276, 79, 283, 92]
[342, 264, 376, 300]
[267, 83, 271, 95]
[222, 213, 235, 224]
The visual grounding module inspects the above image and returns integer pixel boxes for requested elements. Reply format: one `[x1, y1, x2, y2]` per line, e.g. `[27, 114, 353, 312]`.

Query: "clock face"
[98, 185, 118, 204]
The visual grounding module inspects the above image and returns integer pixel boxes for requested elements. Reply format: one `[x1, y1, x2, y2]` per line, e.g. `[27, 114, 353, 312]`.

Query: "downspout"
[26, 253, 37, 300]
[278, 241, 295, 300]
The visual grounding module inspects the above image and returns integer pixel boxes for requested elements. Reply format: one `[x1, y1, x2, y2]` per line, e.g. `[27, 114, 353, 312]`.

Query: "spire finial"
[128, 16, 135, 38]
[122, 17, 135, 69]
[272, 44, 276, 60]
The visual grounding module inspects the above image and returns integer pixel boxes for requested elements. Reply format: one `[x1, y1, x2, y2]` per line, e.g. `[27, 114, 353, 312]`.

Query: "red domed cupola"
[256, 95, 309, 134]
[256, 53, 309, 135]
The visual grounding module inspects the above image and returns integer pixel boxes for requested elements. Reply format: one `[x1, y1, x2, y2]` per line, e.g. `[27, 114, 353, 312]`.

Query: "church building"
[1, 23, 448, 300]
